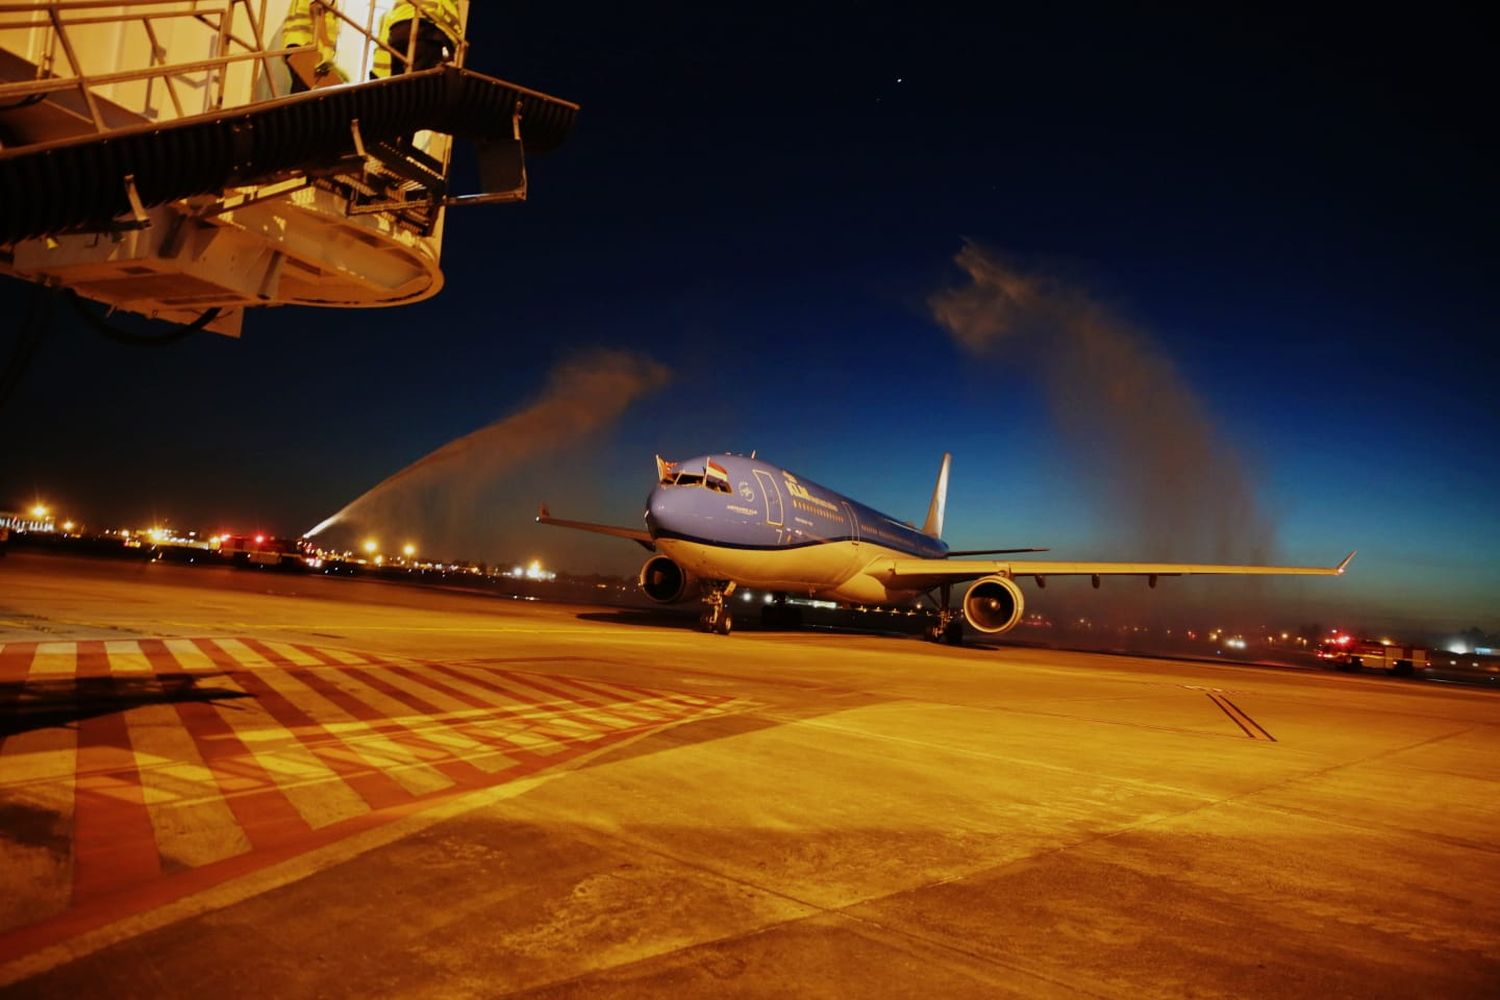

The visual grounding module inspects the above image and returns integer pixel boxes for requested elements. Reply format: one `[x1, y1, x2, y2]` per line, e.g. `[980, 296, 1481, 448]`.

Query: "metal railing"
[0, 1, 463, 137]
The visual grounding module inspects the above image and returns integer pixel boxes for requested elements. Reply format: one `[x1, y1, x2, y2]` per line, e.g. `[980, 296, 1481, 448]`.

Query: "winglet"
[1336, 550, 1356, 574]
[536, 503, 550, 523]
[922, 452, 951, 539]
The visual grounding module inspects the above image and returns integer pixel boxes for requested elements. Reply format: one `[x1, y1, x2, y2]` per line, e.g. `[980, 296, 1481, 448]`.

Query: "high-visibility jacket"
[283, 0, 339, 64]
[385, 0, 463, 41]
[372, 1, 464, 76]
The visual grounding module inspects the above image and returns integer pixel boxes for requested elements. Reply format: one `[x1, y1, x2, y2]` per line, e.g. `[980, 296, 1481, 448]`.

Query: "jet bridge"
[0, 1, 578, 335]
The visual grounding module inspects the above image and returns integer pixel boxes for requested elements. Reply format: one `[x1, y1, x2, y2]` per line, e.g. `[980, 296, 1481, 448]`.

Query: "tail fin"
[922, 453, 951, 539]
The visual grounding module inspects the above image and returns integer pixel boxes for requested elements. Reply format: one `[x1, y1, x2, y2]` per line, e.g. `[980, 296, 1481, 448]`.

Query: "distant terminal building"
[0, 509, 56, 533]
[0, 2, 578, 335]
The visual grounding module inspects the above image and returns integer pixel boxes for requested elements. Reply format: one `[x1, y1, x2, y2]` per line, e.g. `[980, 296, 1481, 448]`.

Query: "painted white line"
[104, 641, 151, 674]
[126, 707, 253, 868]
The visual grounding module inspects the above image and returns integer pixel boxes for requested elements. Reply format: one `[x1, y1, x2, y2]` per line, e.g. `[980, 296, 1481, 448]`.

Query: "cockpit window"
[666, 470, 732, 493]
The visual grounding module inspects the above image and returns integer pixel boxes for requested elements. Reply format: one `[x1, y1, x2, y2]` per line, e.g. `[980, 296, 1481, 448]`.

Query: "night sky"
[3, 4, 1495, 634]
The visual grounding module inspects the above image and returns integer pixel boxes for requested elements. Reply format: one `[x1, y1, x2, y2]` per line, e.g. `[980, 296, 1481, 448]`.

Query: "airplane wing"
[867, 551, 1356, 592]
[536, 504, 655, 551]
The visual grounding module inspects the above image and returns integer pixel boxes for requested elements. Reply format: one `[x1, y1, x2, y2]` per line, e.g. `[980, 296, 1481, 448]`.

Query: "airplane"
[537, 453, 1354, 641]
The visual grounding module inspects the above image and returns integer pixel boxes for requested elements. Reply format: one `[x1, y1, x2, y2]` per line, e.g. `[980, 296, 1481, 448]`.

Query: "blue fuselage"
[644, 454, 946, 601]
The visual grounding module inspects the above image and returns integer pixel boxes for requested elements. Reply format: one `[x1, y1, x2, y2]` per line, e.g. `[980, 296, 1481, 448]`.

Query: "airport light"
[363, 539, 378, 555]
[403, 543, 416, 558]
[30, 503, 49, 518]
[62, 520, 74, 532]
[374, 554, 384, 566]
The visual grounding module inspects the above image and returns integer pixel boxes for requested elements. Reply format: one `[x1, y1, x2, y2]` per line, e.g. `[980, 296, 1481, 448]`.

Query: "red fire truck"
[1316, 633, 1428, 676]
[217, 534, 319, 570]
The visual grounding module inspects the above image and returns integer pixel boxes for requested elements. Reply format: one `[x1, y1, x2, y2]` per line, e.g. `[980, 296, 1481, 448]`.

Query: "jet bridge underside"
[0, 66, 578, 334]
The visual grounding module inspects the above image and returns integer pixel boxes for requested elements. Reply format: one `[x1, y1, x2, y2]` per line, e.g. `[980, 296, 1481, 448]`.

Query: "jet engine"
[638, 555, 696, 604]
[962, 575, 1025, 634]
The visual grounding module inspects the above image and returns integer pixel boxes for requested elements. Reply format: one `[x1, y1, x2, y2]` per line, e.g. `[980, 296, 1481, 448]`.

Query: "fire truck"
[1316, 633, 1428, 676]
[217, 534, 319, 570]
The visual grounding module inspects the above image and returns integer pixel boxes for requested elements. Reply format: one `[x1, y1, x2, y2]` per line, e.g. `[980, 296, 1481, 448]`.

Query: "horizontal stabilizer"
[536, 504, 655, 551]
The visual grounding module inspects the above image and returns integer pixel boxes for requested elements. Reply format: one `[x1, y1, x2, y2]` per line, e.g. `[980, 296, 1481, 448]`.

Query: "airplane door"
[844, 502, 860, 546]
[753, 470, 783, 526]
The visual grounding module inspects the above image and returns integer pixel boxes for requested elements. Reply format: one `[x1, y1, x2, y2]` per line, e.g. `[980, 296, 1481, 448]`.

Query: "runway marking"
[365, 667, 543, 770]
[0, 636, 747, 974]
[70, 642, 163, 904]
[1180, 684, 1249, 696]
[230, 650, 456, 799]
[0, 720, 77, 936]
[382, 665, 569, 753]
[257, 640, 324, 667]
[161, 638, 215, 673]
[308, 644, 369, 666]
[426, 664, 601, 746]
[329, 668, 517, 775]
[171, 638, 371, 832]
[1206, 693, 1276, 741]
[29, 643, 77, 678]
[104, 641, 152, 674]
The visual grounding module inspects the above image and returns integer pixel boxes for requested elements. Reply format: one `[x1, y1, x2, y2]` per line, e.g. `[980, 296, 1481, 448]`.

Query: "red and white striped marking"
[0, 637, 743, 963]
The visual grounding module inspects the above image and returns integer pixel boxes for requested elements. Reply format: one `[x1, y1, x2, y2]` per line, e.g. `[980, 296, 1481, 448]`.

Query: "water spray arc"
[305, 350, 671, 556]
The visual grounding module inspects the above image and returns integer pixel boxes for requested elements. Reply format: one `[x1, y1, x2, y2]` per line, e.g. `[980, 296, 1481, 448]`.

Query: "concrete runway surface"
[1, 553, 1497, 998]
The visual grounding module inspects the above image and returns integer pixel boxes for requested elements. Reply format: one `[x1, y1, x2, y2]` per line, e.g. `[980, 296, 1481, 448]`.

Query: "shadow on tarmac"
[566, 687, 894, 774]
[574, 609, 701, 630]
[0, 673, 251, 737]
[573, 607, 930, 637]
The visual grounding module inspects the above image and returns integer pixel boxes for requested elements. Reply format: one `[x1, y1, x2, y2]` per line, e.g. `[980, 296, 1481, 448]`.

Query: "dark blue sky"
[4, 4, 1495, 630]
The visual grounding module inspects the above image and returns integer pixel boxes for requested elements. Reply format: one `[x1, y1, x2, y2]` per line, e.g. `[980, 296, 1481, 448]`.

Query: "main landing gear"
[923, 583, 965, 645]
[698, 582, 736, 635]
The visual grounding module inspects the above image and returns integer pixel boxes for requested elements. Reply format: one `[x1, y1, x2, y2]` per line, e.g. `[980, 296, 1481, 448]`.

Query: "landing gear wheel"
[922, 583, 964, 645]
[925, 608, 964, 644]
[699, 584, 735, 635]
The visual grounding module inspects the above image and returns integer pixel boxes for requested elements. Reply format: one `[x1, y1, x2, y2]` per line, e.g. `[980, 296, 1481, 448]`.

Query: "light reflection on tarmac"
[1, 553, 1497, 997]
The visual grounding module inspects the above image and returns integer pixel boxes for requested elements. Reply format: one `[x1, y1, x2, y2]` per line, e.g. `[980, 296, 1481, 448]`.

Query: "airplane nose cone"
[644, 486, 673, 537]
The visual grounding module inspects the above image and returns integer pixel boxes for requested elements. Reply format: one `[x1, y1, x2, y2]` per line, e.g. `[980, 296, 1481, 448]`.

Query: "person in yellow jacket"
[283, 0, 343, 92]
[372, 0, 463, 78]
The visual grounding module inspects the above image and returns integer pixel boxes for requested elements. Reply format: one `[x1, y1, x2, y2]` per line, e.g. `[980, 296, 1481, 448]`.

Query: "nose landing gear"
[698, 581, 736, 635]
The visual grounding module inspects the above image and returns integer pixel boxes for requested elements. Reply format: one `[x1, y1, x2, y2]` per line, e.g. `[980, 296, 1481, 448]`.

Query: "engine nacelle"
[638, 555, 696, 604]
[963, 575, 1025, 634]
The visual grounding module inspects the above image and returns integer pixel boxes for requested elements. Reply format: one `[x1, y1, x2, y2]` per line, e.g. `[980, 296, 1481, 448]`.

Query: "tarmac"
[1, 552, 1497, 998]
